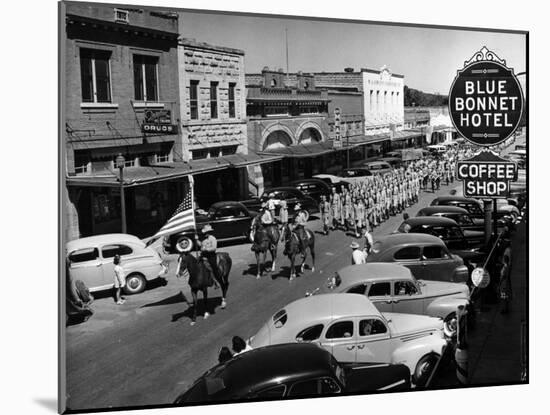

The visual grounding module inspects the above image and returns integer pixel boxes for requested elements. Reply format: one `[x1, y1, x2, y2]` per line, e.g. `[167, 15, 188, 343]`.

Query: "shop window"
[228, 83, 236, 118]
[80, 48, 112, 103]
[133, 55, 159, 102]
[210, 82, 218, 119]
[221, 146, 237, 156]
[209, 148, 220, 158]
[112, 156, 135, 168]
[190, 80, 199, 120]
[155, 153, 170, 163]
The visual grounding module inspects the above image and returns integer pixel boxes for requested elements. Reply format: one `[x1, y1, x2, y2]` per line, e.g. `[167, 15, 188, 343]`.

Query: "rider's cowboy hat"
[268, 192, 275, 198]
[350, 241, 360, 249]
[294, 203, 302, 211]
[176, 238, 194, 253]
[201, 224, 214, 234]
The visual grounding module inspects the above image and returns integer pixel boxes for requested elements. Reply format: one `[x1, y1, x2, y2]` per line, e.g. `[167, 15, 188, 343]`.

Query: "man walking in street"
[351, 241, 367, 265]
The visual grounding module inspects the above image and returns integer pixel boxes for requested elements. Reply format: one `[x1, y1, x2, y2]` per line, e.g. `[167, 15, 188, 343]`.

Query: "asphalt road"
[64, 178, 465, 411]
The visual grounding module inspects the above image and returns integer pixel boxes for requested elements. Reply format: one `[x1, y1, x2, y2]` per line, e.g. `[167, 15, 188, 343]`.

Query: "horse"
[281, 224, 315, 281]
[176, 251, 232, 325]
[250, 216, 280, 279]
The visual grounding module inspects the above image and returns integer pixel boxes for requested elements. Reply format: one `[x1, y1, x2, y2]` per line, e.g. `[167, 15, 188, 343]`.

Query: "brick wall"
[313, 72, 364, 91]
[64, 4, 181, 173]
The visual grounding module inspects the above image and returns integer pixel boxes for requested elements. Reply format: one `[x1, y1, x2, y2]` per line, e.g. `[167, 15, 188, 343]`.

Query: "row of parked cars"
[175, 182, 526, 404]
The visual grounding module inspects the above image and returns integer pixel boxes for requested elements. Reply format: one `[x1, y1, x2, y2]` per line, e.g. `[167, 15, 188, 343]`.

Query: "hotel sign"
[449, 47, 523, 146]
[333, 107, 342, 148]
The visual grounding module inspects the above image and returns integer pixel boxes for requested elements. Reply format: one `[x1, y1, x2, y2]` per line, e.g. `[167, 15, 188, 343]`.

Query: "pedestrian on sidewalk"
[113, 254, 126, 305]
[350, 241, 367, 265]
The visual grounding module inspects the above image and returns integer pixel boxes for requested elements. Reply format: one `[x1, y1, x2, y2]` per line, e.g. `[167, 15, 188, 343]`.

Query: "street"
[66, 177, 464, 410]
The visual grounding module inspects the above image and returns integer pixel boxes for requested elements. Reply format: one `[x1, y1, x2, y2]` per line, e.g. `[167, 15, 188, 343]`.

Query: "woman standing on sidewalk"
[113, 254, 126, 305]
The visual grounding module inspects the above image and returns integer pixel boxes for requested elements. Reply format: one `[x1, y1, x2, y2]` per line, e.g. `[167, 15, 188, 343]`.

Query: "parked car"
[242, 187, 318, 218]
[67, 233, 167, 295]
[377, 157, 403, 169]
[431, 195, 520, 224]
[324, 263, 470, 337]
[366, 233, 469, 283]
[313, 174, 351, 190]
[249, 293, 447, 386]
[396, 216, 485, 250]
[426, 144, 446, 155]
[363, 161, 393, 175]
[290, 178, 332, 202]
[163, 201, 257, 253]
[173, 343, 411, 404]
[340, 168, 374, 184]
[416, 206, 485, 233]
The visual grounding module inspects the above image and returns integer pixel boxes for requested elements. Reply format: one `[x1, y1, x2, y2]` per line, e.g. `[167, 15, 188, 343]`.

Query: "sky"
[179, 11, 526, 94]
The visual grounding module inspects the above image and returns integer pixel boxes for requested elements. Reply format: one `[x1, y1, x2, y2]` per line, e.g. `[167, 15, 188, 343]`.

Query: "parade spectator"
[351, 241, 367, 265]
[232, 336, 252, 356]
[218, 346, 233, 364]
[113, 254, 126, 305]
[499, 254, 512, 314]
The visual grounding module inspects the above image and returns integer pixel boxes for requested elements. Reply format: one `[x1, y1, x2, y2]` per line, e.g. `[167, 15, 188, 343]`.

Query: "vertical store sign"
[449, 47, 523, 199]
[333, 107, 342, 148]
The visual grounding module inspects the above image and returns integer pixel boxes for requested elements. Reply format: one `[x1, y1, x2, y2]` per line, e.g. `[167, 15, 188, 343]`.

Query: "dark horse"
[177, 251, 232, 325]
[250, 216, 280, 279]
[281, 224, 315, 281]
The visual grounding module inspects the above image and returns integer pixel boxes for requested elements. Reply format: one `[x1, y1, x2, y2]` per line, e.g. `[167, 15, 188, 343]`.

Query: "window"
[133, 55, 158, 101]
[296, 324, 324, 342]
[255, 385, 286, 398]
[215, 207, 238, 218]
[288, 379, 320, 397]
[192, 149, 208, 160]
[210, 82, 218, 119]
[228, 83, 236, 118]
[320, 378, 341, 394]
[155, 153, 170, 163]
[346, 284, 368, 295]
[272, 309, 288, 328]
[394, 246, 422, 260]
[69, 248, 99, 263]
[80, 49, 112, 103]
[112, 156, 135, 168]
[394, 280, 418, 296]
[221, 146, 237, 156]
[423, 246, 450, 260]
[359, 319, 388, 336]
[368, 282, 391, 297]
[101, 244, 133, 258]
[114, 8, 129, 23]
[326, 321, 353, 339]
[190, 80, 199, 120]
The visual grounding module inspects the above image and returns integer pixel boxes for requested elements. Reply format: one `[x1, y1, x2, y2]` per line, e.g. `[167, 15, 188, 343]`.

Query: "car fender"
[452, 265, 469, 283]
[426, 297, 469, 319]
[391, 336, 446, 374]
[122, 260, 164, 281]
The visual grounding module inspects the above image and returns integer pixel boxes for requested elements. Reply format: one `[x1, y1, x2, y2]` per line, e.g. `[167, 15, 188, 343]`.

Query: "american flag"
[152, 177, 196, 239]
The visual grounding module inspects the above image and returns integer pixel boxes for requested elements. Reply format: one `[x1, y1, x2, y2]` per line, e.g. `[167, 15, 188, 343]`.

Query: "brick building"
[62, 2, 187, 239]
[245, 68, 335, 192]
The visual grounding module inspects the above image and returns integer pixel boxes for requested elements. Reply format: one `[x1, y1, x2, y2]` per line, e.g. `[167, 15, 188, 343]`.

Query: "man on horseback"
[195, 224, 220, 288]
[292, 203, 309, 254]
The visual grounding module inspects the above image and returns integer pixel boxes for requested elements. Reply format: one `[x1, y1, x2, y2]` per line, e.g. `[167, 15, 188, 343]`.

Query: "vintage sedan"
[174, 343, 411, 404]
[249, 293, 446, 387]
[164, 201, 257, 253]
[67, 233, 167, 295]
[241, 187, 318, 218]
[363, 160, 393, 175]
[325, 263, 470, 337]
[431, 195, 519, 224]
[290, 178, 332, 202]
[396, 216, 485, 250]
[366, 233, 469, 283]
[417, 206, 485, 233]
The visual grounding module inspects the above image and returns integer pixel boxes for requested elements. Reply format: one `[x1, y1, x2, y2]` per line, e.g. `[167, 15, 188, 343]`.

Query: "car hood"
[418, 280, 469, 299]
[463, 229, 485, 239]
[383, 312, 443, 337]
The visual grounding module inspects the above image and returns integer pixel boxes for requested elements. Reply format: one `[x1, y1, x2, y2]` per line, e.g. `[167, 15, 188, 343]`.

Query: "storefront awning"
[346, 133, 391, 146]
[220, 151, 284, 167]
[258, 141, 336, 158]
[391, 129, 424, 142]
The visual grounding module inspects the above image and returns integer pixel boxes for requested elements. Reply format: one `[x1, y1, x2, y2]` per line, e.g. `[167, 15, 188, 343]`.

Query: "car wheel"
[443, 312, 458, 338]
[124, 273, 147, 295]
[413, 353, 439, 388]
[176, 235, 194, 252]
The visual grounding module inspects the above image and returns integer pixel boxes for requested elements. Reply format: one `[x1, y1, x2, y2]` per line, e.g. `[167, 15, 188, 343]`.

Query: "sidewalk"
[467, 211, 527, 384]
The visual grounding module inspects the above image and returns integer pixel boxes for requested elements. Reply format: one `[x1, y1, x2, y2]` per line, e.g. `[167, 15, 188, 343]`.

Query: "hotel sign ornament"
[449, 46, 523, 147]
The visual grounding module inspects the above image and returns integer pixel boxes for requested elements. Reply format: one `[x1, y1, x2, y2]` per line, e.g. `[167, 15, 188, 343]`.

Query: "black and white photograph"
[56, 1, 531, 413]
[6, 0, 546, 414]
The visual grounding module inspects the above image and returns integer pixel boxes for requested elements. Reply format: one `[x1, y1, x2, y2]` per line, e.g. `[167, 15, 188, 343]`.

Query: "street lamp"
[115, 154, 127, 233]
